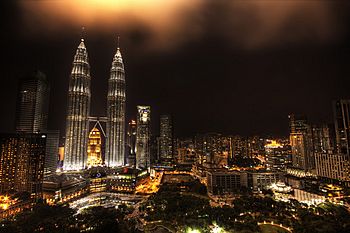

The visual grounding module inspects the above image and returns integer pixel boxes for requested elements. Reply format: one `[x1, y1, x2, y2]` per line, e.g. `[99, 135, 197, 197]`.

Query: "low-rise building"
[206, 169, 242, 195]
[245, 170, 283, 191]
[206, 168, 283, 195]
[43, 173, 89, 205]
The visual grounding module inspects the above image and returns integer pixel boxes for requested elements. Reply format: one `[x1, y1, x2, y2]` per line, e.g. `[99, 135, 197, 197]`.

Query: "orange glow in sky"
[19, 0, 200, 50]
[18, 0, 339, 50]
[19, 0, 199, 29]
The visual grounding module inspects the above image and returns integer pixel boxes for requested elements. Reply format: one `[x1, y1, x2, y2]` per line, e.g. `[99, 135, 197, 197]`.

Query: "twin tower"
[64, 38, 126, 170]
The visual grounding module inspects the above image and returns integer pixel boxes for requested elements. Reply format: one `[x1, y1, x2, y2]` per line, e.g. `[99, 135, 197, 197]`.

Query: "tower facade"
[159, 114, 173, 162]
[333, 100, 350, 157]
[0, 133, 46, 199]
[136, 106, 151, 169]
[288, 114, 314, 171]
[127, 120, 137, 167]
[64, 39, 91, 170]
[87, 127, 102, 167]
[106, 46, 126, 167]
[15, 71, 59, 173]
[15, 70, 49, 133]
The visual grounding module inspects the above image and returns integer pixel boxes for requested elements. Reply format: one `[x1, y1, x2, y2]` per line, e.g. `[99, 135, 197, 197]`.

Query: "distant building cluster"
[288, 100, 350, 183]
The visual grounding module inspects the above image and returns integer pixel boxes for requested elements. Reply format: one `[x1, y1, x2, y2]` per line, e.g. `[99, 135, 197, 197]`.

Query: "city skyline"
[1, 1, 350, 137]
[1, 2, 350, 233]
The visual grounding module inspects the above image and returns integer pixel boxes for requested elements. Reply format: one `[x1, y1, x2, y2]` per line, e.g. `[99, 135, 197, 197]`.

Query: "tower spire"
[81, 26, 85, 42]
[114, 36, 122, 60]
[117, 35, 120, 49]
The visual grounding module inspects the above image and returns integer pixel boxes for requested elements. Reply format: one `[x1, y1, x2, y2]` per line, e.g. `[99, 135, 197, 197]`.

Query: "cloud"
[18, 0, 345, 50]
[203, 0, 341, 49]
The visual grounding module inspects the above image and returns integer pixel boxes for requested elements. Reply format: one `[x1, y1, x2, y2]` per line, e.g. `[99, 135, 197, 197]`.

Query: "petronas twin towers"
[106, 46, 126, 167]
[64, 38, 126, 170]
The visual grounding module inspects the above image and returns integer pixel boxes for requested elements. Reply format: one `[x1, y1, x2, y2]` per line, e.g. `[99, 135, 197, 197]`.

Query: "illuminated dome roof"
[269, 181, 292, 193]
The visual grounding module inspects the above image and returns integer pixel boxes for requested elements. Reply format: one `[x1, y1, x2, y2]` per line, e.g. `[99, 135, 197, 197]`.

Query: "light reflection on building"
[64, 38, 91, 171]
[87, 128, 103, 167]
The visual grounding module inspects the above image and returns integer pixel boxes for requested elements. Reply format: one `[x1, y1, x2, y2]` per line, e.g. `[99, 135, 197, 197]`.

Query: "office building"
[243, 170, 282, 191]
[333, 100, 350, 157]
[127, 120, 137, 167]
[15, 70, 49, 133]
[289, 114, 315, 172]
[159, 114, 173, 163]
[136, 106, 151, 169]
[264, 140, 290, 171]
[15, 71, 58, 173]
[44, 130, 59, 173]
[313, 100, 350, 183]
[315, 152, 349, 182]
[0, 133, 46, 199]
[311, 125, 334, 154]
[206, 169, 241, 195]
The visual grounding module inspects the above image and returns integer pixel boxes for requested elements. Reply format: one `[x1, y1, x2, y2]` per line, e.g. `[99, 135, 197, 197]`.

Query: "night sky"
[1, 0, 350, 138]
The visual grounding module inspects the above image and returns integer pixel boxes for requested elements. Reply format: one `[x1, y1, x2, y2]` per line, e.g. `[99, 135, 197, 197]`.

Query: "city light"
[187, 227, 201, 233]
[211, 222, 226, 233]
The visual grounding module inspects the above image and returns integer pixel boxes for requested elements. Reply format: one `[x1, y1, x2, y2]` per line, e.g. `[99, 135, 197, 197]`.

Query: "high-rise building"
[315, 152, 349, 182]
[247, 136, 266, 158]
[136, 106, 151, 169]
[264, 140, 291, 171]
[314, 100, 350, 183]
[289, 114, 315, 172]
[333, 100, 350, 157]
[44, 130, 59, 173]
[176, 138, 197, 165]
[87, 128, 102, 167]
[151, 136, 160, 164]
[0, 133, 46, 199]
[289, 114, 308, 134]
[311, 125, 333, 154]
[15, 70, 49, 133]
[64, 39, 91, 170]
[14, 70, 58, 173]
[127, 120, 137, 167]
[106, 44, 126, 167]
[159, 114, 173, 163]
[230, 135, 248, 163]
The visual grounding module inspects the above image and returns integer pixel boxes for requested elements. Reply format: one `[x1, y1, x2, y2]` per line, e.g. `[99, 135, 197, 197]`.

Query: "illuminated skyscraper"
[159, 114, 173, 162]
[15, 70, 49, 133]
[0, 133, 46, 199]
[87, 128, 102, 167]
[64, 39, 91, 170]
[106, 42, 126, 167]
[264, 140, 290, 171]
[288, 114, 314, 171]
[136, 106, 151, 169]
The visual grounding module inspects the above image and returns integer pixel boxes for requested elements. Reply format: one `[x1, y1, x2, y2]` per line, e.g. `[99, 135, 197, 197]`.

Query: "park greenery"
[0, 204, 135, 233]
[0, 179, 350, 233]
[144, 188, 350, 233]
